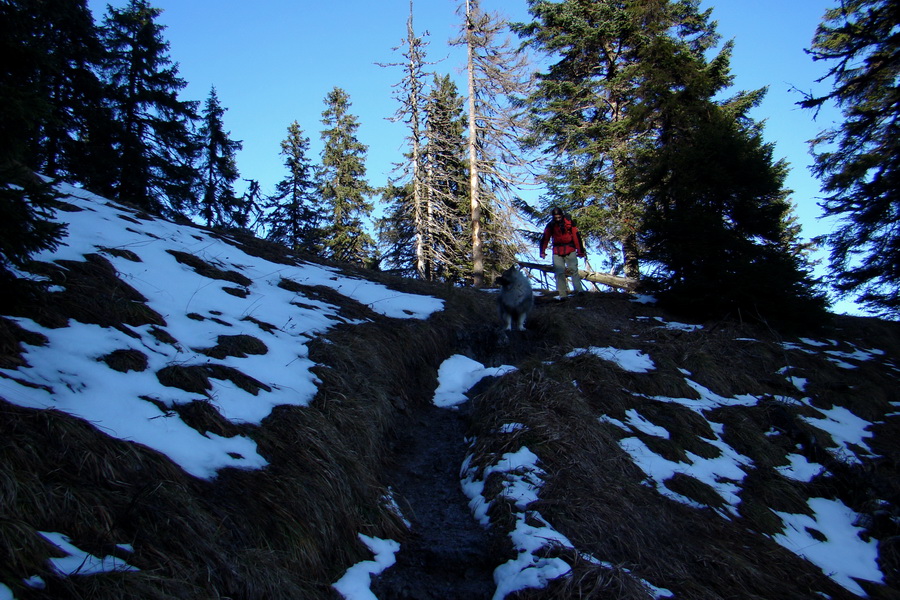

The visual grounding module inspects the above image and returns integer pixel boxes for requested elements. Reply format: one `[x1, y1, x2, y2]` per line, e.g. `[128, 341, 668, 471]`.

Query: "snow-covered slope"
[1, 186, 898, 600]
[0, 184, 443, 479]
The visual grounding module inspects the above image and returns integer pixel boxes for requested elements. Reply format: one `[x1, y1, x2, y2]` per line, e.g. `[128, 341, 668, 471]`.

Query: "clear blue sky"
[88, 0, 855, 310]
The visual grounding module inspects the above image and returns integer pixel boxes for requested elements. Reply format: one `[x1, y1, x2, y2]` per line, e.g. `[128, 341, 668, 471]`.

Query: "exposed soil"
[371, 400, 501, 600]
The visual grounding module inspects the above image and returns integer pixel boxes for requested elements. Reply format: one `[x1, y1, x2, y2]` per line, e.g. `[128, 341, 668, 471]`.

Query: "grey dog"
[496, 265, 533, 331]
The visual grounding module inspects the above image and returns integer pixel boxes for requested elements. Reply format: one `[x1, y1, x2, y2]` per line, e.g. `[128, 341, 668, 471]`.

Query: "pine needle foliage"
[0, 165, 66, 291]
[422, 75, 472, 284]
[99, 0, 199, 215]
[319, 87, 375, 266]
[6, 0, 108, 184]
[800, 0, 900, 318]
[196, 86, 243, 228]
[638, 101, 829, 326]
[629, 10, 828, 325]
[0, 2, 68, 293]
[265, 121, 323, 255]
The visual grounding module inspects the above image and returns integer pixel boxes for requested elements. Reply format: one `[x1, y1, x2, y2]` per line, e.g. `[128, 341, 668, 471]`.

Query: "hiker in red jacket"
[539, 208, 585, 298]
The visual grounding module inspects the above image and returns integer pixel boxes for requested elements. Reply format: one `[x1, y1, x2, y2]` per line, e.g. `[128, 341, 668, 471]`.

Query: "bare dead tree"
[454, 0, 535, 287]
[378, 0, 433, 278]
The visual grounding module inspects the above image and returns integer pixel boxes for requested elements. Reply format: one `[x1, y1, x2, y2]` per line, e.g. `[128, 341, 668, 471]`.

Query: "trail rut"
[371, 401, 499, 600]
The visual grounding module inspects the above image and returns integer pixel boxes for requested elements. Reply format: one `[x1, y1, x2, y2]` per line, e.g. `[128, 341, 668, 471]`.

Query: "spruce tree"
[515, 0, 658, 279]
[0, 1, 67, 289]
[377, 181, 418, 275]
[801, 0, 900, 317]
[631, 2, 826, 324]
[638, 99, 827, 324]
[265, 121, 323, 254]
[379, 74, 470, 282]
[519, 0, 826, 324]
[100, 0, 198, 214]
[319, 87, 374, 265]
[0, 1, 50, 168]
[423, 74, 471, 284]
[196, 86, 243, 228]
[233, 179, 263, 233]
[0, 165, 67, 293]
[4, 0, 109, 184]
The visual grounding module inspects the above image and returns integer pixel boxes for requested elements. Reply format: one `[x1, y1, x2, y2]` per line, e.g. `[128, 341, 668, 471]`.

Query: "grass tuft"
[195, 334, 268, 359]
[156, 364, 271, 396]
[100, 349, 148, 373]
[166, 250, 252, 287]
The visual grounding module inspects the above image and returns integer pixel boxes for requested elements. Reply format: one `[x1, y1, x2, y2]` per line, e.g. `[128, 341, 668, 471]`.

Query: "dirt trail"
[371, 401, 498, 600]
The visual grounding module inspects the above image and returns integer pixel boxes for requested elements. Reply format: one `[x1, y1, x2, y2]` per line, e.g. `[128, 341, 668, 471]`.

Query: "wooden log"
[516, 261, 639, 293]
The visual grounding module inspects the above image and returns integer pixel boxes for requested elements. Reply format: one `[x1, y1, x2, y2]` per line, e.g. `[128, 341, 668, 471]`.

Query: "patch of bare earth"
[371, 402, 500, 600]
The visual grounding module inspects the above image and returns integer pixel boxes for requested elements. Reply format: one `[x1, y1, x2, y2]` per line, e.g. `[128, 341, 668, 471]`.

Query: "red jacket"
[540, 217, 584, 257]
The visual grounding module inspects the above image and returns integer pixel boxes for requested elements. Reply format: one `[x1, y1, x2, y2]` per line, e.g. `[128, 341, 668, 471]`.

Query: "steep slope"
[1, 187, 898, 600]
[458, 307, 900, 599]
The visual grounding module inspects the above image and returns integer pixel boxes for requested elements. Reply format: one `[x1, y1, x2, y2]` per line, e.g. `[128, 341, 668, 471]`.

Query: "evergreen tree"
[423, 74, 471, 284]
[100, 0, 198, 214]
[0, 0, 50, 168]
[265, 121, 323, 254]
[519, 0, 825, 323]
[319, 87, 374, 265]
[0, 165, 67, 293]
[196, 86, 243, 228]
[0, 1, 67, 289]
[233, 178, 263, 233]
[379, 74, 470, 282]
[629, 1, 826, 324]
[781, 199, 819, 263]
[515, 0, 659, 279]
[377, 180, 417, 275]
[455, 0, 531, 286]
[800, 0, 900, 317]
[638, 99, 827, 324]
[5, 0, 109, 184]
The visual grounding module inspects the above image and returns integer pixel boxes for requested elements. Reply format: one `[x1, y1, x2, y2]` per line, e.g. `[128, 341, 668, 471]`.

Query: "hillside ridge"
[1, 188, 898, 599]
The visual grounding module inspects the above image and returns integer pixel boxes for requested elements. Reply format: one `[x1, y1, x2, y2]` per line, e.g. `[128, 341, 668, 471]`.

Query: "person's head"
[551, 208, 564, 221]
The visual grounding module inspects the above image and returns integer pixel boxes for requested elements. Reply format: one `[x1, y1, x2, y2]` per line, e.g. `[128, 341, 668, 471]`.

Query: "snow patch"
[1, 188, 445, 479]
[773, 498, 883, 596]
[38, 531, 138, 576]
[460, 447, 573, 599]
[333, 534, 400, 600]
[432, 355, 515, 408]
[567, 346, 656, 373]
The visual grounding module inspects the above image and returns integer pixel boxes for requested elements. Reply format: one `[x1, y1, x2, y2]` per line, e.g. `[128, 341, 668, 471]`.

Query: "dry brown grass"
[17, 254, 166, 329]
[469, 370, 861, 600]
[166, 249, 253, 287]
[0, 317, 48, 369]
[99, 348, 149, 372]
[194, 333, 268, 359]
[0, 248, 500, 598]
[2, 235, 899, 598]
[463, 294, 900, 599]
[156, 363, 271, 395]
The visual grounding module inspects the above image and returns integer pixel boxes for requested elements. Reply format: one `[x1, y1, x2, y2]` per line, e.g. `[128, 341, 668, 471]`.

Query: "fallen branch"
[517, 261, 639, 293]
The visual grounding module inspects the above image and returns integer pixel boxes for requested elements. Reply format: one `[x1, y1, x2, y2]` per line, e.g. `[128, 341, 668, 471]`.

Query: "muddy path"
[370, 400, 500, 600]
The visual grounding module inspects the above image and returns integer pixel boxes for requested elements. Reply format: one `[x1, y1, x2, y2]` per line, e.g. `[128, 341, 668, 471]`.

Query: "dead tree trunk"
[517, 261, 639, 293]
